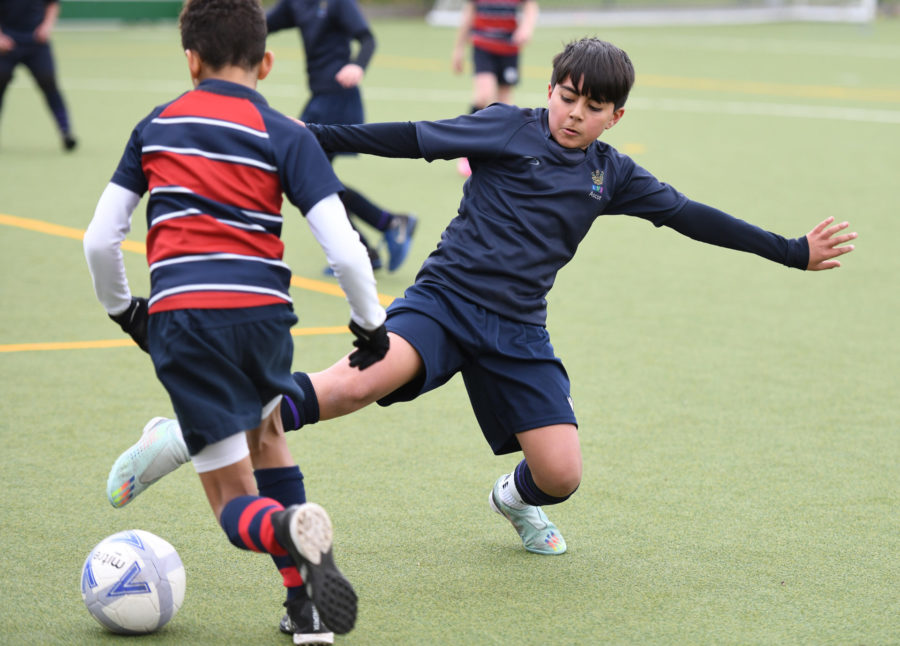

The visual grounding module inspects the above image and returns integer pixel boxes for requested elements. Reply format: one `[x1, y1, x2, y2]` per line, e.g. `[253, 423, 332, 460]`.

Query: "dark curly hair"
[179, 0, 267, 70]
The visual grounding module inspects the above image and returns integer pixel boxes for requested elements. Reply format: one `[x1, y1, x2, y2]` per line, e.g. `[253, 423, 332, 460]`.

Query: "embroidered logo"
[589, 169, 605, 201]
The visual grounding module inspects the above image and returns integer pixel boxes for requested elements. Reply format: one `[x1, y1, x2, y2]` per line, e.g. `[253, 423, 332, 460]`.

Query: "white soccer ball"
[81, 529, 186, 634]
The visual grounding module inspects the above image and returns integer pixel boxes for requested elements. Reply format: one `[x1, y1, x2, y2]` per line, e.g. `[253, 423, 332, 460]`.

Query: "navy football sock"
[341, 186, 391, 231]
[513, 459, 576, 507]
[281, 372, 320, 431]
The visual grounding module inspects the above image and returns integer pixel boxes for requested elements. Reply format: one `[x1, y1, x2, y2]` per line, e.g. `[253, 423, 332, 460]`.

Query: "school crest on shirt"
[589, 169, 605, 201]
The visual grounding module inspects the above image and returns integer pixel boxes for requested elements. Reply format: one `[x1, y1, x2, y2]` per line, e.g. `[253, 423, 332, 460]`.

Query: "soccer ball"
[81, 529, 186, 634]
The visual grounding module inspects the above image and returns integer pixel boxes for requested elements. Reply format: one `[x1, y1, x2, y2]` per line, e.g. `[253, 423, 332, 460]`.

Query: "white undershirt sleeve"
[305, 193, 386, 330]
[83, 182, 142, 316]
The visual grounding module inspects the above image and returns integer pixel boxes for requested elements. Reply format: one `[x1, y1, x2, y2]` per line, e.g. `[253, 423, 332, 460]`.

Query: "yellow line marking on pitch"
[0, 326, 350, 353]
[0, 213, 146, 252]
[0, 213, 395, 350]
[0, 213, 395, 305]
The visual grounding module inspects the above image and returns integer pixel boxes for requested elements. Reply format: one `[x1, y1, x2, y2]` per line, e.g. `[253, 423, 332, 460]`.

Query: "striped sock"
[255, 467, 307, 599]
[220, 495, 287, 555]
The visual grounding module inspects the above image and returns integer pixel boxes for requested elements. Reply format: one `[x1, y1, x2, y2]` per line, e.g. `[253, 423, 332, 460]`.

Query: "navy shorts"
[380, 283, 576, 455]
[301, 87, 364, 126]
[148, 305, 304, 455]
[301, 87, 364, 160]
[473, 47, 520, 87]
[0, 38, 56, 82]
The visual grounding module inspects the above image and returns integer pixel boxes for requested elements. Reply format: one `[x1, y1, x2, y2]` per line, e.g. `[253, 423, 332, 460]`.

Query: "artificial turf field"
[1, 15, 898, 646]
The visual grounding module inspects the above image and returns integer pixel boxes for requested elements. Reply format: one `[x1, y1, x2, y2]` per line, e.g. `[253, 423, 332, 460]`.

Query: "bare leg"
[310, 332, 424, 420]
[473, 71, 499, 109]
[199, 407, 292, 520]
[199, 457, 257, 522]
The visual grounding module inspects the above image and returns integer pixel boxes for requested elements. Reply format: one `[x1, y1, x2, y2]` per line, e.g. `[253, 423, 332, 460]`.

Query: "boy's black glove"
[109, 296, 149, 353]
[347, 320, 389, 370]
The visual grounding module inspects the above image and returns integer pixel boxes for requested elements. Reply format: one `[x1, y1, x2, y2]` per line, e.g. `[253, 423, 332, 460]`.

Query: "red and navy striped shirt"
[109, 79, 342, 314]
[469, 0, 525, 56]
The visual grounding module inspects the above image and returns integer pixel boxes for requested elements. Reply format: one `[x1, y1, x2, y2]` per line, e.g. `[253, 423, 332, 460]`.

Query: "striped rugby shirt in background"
[109, 79, 342, 314]
[469, 0, 527, 56]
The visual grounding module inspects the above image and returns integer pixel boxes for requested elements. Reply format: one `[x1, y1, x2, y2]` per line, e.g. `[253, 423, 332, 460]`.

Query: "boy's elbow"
[82, 225, 101, 261]
[82, 224, 115, 265]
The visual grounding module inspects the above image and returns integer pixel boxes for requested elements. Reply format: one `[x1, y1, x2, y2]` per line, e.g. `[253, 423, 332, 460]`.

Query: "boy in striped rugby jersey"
[451, 0, 539, 176]
[84, 0, 388, 641]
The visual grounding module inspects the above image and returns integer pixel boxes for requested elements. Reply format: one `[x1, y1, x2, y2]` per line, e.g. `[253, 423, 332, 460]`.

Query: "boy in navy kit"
[107, 38, 856, 563]
[266, 0, 418, 274]
[0, 0, 76, 150]
[84, 0, 390, 641]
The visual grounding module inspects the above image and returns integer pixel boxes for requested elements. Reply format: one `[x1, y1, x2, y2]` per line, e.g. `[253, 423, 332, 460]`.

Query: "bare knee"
[518, 424, 583, 497]
[533, 460, 582, 498]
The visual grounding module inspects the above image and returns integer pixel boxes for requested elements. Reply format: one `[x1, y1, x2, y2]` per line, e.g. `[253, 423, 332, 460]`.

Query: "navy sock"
[341, 186, 391, 231]
[513, 459, 576, 507]
[280, 372, 320, 431]
[255, 466, 306, 600]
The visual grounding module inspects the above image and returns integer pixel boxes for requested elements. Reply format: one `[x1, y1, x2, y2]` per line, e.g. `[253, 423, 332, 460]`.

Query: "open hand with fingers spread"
[806, 216, 856, 271]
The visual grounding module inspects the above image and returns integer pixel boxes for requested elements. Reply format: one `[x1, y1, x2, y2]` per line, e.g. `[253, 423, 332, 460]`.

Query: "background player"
[451, 0, 538, 176]
[266, 0, 418, 274]
[84, 0, 390, 641]
[0, 0, 76, 150]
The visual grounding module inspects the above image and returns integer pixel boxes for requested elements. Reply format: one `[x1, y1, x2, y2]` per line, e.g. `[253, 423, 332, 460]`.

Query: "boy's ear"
[606, 107, 626, 129]
[185, 49, 202, 85]
[547, 82, 553, 100]
[257, 50, 274, 81]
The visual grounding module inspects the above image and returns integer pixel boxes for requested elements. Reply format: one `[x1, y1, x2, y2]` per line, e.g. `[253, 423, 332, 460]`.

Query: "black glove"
[347, 320, 389, 370]
[109, 297, 149, 353]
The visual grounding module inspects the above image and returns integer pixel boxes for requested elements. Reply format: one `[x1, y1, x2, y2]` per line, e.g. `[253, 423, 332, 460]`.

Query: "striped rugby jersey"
[109, 79, 342, 314]
[469, 0, 526, 56]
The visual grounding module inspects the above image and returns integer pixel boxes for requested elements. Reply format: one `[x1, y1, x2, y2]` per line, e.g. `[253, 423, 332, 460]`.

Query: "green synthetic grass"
[1, 18, 899, 646]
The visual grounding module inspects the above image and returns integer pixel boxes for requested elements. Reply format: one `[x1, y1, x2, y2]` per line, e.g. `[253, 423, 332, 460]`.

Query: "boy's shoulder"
[478, 101, 543, 128]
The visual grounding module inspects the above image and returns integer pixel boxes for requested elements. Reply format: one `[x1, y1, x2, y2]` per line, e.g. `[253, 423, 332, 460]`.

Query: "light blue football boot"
[489, 475, 567, 555]
[107, 417, 190, 508]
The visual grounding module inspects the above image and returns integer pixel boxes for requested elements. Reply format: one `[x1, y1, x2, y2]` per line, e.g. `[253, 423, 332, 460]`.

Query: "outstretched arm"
[805, 216, 856, 271]
[306, 121, 421, 158]
[663, 201, 856, 271]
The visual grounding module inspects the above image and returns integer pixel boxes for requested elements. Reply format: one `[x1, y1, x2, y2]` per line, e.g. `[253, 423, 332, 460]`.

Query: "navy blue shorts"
[380, 283, 576, 455]
[0, 38, 56, 82]
[148, 305, 303, 455]
[472, 47, 520, 87]
[301, 87, 364, 125]
[301, 87, 364, 160]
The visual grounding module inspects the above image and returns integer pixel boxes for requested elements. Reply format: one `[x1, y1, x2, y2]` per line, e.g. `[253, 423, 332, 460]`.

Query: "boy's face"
[547, 76, 624, 149]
